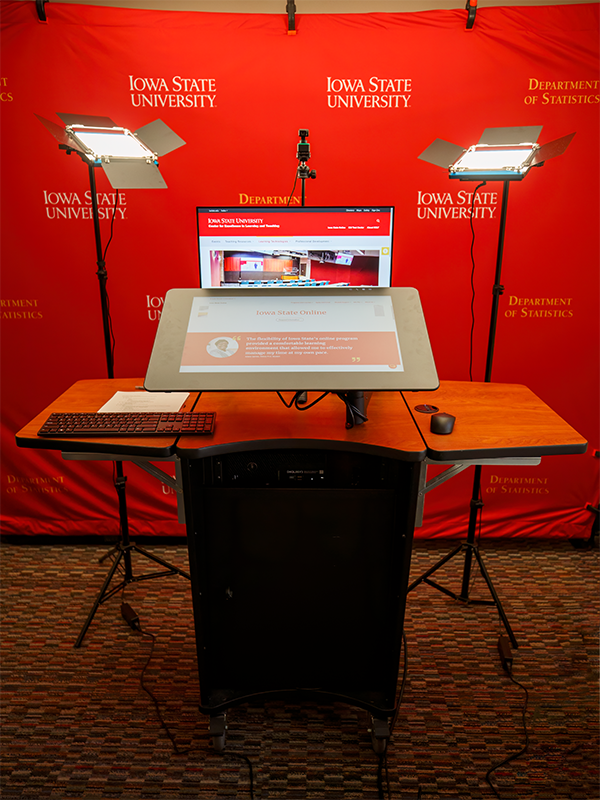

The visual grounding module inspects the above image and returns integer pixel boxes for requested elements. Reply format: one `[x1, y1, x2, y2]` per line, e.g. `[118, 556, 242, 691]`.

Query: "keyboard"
[37, 411, 216, 437]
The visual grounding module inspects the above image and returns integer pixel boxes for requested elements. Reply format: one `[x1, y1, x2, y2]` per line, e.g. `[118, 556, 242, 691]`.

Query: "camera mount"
[296, 128, 316, 206]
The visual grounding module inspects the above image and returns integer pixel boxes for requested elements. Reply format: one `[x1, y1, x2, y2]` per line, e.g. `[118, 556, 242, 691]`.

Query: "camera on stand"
[297, 129, 316, 184]
[294, 129, 316, 407]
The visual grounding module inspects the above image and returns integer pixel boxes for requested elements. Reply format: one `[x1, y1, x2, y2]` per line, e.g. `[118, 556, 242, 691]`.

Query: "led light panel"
[447, 142, 542, 181]
[37, 113, 186, 189]
[452, 145, 536, 172]
[70, 127, 154, 160]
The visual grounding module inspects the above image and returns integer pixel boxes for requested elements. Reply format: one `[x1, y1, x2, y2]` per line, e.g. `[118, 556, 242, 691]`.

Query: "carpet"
[1, 537, 598, 799]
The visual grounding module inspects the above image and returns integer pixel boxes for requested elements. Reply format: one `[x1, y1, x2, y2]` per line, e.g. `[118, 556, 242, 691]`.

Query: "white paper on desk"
[98, 391, 190, 413]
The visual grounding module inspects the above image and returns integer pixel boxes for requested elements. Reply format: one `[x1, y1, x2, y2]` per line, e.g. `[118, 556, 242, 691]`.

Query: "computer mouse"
[430, 412, 456, 435]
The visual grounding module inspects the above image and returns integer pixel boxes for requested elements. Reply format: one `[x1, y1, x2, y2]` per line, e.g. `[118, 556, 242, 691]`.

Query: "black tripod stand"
[291, 129, 316, 408]
[69, 155, 189, 648]
[407, 180, 518, 649]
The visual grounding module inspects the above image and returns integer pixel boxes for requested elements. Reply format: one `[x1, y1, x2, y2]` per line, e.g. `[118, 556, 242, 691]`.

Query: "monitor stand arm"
[337, 390, 368, 428]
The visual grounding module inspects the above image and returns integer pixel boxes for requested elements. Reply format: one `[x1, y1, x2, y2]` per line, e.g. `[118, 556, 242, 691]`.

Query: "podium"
[15, 287, 586, 753]
[142, 285, 439, 750]
[15, 379, 587, 752]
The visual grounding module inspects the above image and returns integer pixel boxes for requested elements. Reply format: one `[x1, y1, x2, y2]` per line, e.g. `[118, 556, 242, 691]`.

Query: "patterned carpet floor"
[1, 537, 598, 799]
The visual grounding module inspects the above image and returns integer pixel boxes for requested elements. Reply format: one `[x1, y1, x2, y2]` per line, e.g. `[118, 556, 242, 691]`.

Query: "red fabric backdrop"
[1, 1, 598, 539]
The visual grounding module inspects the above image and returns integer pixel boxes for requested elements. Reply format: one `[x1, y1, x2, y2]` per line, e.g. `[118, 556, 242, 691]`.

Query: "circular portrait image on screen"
[206, 336, 239, 358]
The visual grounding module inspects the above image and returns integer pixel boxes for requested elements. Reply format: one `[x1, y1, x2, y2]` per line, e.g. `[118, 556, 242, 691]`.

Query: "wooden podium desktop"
[16, 378, 587, 752]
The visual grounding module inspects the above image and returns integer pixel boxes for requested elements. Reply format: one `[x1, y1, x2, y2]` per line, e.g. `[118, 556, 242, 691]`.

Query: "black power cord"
[468, 181, 487, 381]
[121, 587, 591, 800]
[276, 390, 330, 410]
[275, 390, 369, 428]
[287, 166, 299, 206]
[121, 603, 195, 754]
[377, 751, 390, 799]
[101, 189, 119, 376]
[485, 635, 530, 797]
[225, 753, 254, 799]
[530, 736, 600, 796]
[120, 603, 255, 798]
[122, 604, 432, 800]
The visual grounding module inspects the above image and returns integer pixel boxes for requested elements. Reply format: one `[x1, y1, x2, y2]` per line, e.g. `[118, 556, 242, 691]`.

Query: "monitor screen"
[196, 206, 395, 289]
[144, 287, 438, 393]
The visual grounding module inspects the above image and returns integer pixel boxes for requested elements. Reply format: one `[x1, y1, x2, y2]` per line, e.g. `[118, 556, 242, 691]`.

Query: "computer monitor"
[196, 206, 395, 289]
[144, 286, 439, 393]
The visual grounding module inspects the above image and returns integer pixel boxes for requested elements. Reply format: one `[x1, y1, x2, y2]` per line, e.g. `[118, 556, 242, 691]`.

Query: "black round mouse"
[430, 412, 456, 435]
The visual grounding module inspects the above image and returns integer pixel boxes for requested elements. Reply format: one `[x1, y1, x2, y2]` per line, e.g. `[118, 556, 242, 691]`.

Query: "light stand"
[37, 112, 190, 647]
[411, 126, 575, 647]
[86, 161, 114, 376]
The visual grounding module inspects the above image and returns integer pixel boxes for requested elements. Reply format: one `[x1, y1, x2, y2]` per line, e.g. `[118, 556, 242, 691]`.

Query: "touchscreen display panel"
[144, 287, 438, 393]
[180, 294, 403, 375]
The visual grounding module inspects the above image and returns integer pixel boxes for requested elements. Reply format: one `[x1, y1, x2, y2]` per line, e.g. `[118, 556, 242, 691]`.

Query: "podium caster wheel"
[370, 730, 388, 754]
[209, 713, 227, 752]
[370, 716, 389, 755]
[212, 732, 226, 752]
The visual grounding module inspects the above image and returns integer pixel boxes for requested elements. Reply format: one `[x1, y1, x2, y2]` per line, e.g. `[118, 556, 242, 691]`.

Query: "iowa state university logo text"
[327, 77, 412, 108]
[129, 76, 217, 109]
[43, 191, 127, 220]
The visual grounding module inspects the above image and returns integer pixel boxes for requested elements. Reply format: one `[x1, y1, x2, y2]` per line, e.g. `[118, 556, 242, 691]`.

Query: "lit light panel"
[452, 144, 536, 174]
[69, 127, 155, 161]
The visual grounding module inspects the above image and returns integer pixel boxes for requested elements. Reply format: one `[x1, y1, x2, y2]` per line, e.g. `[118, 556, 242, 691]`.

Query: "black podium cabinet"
[179, 443, 423, 752]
